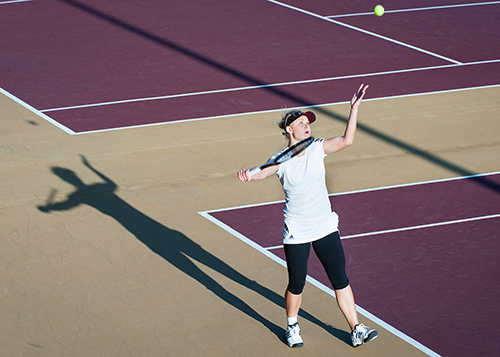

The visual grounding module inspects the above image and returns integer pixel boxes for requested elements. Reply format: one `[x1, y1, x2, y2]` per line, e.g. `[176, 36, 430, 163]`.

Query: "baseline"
[327, 1, 500, 18]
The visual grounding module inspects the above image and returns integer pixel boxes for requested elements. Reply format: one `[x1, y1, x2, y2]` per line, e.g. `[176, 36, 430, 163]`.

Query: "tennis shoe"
[351, 323, 378, 347]
[286, 323, 303, 348]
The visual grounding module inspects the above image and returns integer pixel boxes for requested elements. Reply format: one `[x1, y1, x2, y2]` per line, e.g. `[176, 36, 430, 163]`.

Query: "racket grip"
[249, 166, 261, 177]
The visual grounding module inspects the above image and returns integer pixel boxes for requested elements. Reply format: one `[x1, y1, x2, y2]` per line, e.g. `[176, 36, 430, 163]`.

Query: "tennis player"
[237, 84, 378, 348]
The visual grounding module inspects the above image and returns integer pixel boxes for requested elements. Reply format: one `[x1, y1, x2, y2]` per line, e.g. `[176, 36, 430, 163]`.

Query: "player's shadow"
[37, 156, 352, 346]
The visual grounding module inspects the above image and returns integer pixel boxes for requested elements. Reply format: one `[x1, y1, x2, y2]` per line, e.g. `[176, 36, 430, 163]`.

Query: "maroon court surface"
[206, 174, 500, 357]
[1, 0, 499, 132]
[2, 1, 500, 354]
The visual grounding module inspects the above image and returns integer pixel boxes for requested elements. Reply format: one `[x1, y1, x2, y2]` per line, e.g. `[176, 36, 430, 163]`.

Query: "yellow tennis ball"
[374, 4, 385, 16]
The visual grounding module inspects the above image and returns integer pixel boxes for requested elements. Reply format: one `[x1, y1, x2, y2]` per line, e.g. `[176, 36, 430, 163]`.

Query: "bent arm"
[38, 196, 79, 212]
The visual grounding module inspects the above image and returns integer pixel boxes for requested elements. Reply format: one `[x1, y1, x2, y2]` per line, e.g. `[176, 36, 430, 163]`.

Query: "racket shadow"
[37, 155, 351, 346]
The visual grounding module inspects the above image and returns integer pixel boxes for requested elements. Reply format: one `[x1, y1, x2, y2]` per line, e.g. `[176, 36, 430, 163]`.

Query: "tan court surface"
[1, 86, 499, 356]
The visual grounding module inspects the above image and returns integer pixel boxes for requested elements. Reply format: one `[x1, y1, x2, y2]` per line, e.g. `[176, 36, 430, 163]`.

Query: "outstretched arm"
[323, 84, 369, 154]
[237, 165, 278, 182]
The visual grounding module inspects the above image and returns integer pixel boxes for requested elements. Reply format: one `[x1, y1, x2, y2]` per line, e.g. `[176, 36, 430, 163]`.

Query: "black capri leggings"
[283, 231, 349, 294]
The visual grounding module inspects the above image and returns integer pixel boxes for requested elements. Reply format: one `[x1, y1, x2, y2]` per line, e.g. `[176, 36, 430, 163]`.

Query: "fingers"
[357, 83, 369, 100]
[356, 83, 369, 97]
[237, 169, 251, 182]
[351, 84, 369, 108]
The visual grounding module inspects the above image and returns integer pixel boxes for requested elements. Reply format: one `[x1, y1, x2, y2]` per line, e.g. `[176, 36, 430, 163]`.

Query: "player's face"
[287, 115, 311, 142]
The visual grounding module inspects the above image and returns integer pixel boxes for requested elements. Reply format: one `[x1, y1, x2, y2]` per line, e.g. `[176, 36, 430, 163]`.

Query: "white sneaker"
[351, 323, 378, 347]
[286, 323, 304, 348]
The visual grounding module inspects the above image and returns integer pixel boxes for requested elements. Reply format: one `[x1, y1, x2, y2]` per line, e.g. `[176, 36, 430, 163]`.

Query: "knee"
[287, 281, 306, 295]
[332, 278, 349, 290]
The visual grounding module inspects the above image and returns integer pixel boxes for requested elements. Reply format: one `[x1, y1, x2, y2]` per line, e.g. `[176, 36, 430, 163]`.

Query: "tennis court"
[202, 172, 500, 356]
[1, 0, 499, 356]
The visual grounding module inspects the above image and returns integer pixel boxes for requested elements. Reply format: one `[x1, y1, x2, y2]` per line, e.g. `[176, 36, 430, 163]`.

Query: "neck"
[288, 138, 300, 147]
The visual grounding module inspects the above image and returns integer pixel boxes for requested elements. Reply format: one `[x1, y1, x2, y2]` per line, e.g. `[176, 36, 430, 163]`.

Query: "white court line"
[40, 59, 500, 113]
[70, 83, 500, 135]
[327, 170, 500, 197]
[0, 87, 75, 135]
[267, 0, 462, 65]
[264, 213, 500, 250]
[198, 208, 444, 356]
[342, 214, 500, 239]
[201, 171, 500, 214]
[0, 0, 32, 4]
[327, 1, 500, 18]
[199, 171, 500, 357]
[8, 0, 500, 134]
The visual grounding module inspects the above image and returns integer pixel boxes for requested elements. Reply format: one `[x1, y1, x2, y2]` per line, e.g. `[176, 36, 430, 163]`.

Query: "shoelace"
[287, 324, 300, 338]
[353, 324, 367, 340]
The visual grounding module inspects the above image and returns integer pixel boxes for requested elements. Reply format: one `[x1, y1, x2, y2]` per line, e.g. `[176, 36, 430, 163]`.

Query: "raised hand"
[350, 84, 369, 110]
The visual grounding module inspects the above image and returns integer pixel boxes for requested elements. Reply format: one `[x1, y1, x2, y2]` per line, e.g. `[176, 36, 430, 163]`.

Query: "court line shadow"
[37, 156, 352, 346]
[56, 0, 500, 193]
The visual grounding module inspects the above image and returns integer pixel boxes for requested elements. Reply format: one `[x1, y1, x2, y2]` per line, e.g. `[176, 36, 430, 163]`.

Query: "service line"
[40, 59, 500, 113]
[267, 0, 461, 64]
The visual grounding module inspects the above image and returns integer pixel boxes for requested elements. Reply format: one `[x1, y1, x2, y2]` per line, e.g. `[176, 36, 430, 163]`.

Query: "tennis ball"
[374, 4, 384, 16]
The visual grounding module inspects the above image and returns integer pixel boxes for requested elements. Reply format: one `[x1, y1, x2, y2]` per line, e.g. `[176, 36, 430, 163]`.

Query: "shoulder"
[311, 138, 325, 153]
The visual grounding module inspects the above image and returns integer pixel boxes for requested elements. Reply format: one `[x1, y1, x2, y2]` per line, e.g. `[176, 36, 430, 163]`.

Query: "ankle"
[287, 315, 298, 326]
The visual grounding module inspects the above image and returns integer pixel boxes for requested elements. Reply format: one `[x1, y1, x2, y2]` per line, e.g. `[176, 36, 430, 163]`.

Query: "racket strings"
[275, 137, 314, 162]
[290, 142, 308, 156]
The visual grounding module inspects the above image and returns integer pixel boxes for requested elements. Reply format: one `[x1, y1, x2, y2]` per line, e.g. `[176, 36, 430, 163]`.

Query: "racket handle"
[249, 166, 261, 177]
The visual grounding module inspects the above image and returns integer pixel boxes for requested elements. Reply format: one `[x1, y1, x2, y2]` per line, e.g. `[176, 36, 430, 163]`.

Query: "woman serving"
[237, 84, 378, 348]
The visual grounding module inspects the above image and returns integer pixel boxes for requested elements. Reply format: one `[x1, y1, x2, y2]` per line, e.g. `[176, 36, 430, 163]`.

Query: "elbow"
[343, 138, 354, 147]
[341, 133, 355, 148]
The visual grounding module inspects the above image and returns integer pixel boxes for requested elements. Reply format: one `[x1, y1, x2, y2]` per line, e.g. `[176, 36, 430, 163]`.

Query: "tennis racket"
[249, 136, 315, 176]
